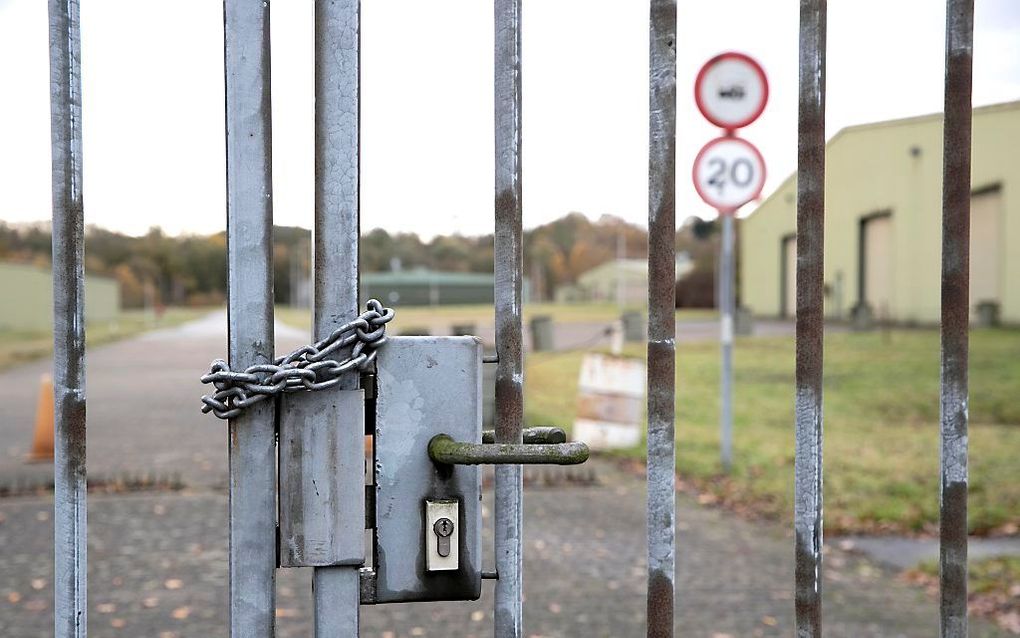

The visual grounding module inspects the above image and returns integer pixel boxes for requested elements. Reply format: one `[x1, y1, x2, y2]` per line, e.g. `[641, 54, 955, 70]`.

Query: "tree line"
[0, 213, 723, 308]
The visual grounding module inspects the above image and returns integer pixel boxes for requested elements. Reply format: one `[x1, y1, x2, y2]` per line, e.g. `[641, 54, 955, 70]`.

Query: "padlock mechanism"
[428, 432, 590, 466]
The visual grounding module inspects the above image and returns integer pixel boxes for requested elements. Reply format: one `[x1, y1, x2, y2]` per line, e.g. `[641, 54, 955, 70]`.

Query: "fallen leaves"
[170, 606, 190, 620]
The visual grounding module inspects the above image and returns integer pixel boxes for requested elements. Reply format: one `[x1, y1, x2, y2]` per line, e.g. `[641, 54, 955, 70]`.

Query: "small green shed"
[361, 270, 494, 307]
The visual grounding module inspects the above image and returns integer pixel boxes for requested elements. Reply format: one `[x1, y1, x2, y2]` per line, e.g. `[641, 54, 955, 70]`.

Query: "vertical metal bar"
[719, 213, 734, 473]
[48, 1, 86, 635]
[794, 1, 826, 636]
[223, 1, 276, 635]
[311, 0, 363, 633]
[647, 1, 676, 636]
[939, 1, 974, 636]
[494, 0, 524, 635]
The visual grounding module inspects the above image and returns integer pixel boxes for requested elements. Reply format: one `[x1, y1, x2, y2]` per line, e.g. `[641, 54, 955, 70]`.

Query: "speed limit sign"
[692, 136, 766, 212]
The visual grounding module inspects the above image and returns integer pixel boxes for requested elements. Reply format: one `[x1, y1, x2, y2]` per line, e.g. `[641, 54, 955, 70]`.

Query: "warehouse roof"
[750, 100, 1020, 215]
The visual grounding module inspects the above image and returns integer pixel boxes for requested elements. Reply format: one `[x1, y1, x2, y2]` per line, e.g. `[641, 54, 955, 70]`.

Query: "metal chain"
[200, 299, 395, 419]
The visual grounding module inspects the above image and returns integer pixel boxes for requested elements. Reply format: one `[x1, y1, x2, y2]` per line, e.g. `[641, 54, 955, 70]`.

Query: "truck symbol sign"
[718, 85, 746, 99]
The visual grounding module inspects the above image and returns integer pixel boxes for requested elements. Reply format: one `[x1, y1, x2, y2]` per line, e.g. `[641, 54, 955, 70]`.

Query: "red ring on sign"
[692, 136, 767, 213]
[695, 51, 769, 131]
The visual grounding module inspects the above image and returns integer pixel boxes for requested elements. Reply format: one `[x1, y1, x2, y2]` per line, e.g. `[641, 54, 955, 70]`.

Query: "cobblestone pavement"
[0, 313, 1006, 636]
[0, 467, 1007, 637]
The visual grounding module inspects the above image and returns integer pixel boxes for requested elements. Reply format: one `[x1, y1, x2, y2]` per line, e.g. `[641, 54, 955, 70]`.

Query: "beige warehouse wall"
[741, 102, 1020, 324]
[0, 263, 121, 331]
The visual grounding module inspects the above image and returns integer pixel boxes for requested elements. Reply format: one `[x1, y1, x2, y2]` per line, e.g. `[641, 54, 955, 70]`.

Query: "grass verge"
[525, 328, 1020, 536]
[905, 556, 1020, 633]
[0, 307, 209, 368]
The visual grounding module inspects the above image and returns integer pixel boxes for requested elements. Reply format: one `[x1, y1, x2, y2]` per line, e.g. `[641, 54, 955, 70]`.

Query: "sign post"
[693, 52, 768, 473]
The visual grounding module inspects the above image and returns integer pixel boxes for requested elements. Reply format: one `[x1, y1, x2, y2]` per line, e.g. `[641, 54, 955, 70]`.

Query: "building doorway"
[858, 212, 893, 320]
[970, 186, 1003, 316]
[780, 234, 796, 318]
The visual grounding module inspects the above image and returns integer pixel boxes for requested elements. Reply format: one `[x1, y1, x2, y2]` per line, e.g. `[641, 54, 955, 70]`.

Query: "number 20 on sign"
[693, 136, 766, 212]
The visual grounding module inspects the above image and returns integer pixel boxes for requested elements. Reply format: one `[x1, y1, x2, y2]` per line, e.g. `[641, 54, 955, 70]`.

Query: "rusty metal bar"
[794, 1, 827, 635]
[223, 1, 276, 635]
[494, 0, 524, 634]
[428, 435, 589, 465]
[647, 1, 676, 636]
[47, 1, 86, 635]
[939, 1, 974, 635]
[308, 0, 364, 632]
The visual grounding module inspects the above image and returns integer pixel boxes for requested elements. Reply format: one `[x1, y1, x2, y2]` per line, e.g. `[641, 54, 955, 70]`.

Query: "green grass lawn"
[276, 302, 717, 334]
[0, 307, 209, 368]
[525, 328, 1020, 536]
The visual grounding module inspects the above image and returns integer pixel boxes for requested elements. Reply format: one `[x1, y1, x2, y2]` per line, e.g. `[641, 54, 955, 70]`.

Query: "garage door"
[863, 214, 893, 319]
[970, 189, 1003, 311]
[783, 236, 796, 317]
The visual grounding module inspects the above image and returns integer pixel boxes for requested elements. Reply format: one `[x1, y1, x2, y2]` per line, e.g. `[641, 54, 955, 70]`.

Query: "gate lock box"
[368, 336, 590, 604]
[372, 337, 484, 603]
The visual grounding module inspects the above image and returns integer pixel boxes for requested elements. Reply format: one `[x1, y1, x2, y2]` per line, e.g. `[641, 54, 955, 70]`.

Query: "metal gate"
[45, 0, 976, 636]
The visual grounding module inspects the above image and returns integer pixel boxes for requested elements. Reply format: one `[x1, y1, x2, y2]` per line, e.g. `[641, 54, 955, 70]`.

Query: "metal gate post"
[647, 1, 676, 636]
[794, 1, 827, 636]
[48, 1, 87, 635]
[494, 0, 525, 635]
[309, 0, 364, 634]
[939, 1, 974, 635]
[223, 1, 277, 635]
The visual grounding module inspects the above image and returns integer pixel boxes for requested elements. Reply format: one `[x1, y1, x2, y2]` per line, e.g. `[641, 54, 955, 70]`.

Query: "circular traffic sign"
[695, 52, 768, 130]
[692, 136, 766, 212]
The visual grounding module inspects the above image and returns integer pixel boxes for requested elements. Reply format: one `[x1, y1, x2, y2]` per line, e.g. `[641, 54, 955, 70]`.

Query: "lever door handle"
[428, 430, 589, 466]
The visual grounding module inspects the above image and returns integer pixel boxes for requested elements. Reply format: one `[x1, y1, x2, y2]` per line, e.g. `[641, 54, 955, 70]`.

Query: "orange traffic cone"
[26, 374, 54, 463]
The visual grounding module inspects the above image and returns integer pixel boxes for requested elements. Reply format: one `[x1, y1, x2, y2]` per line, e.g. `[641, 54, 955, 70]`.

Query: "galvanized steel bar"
[647, 1, 676, 636]
[939, 1, 974, 635]
[494, 0, 524, 634]
[48, 1, 86, 635]
[223, 1, 276, 635]
[794, 1, 827, 636]
[309, 0, 364, 632]
[719, 213, 735, 473]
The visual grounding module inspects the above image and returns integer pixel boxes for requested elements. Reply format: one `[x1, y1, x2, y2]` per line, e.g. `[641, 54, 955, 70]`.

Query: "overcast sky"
[1, 0, 1018, 238]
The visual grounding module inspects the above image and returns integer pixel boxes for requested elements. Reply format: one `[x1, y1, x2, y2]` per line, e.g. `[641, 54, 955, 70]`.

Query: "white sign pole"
[719, 212, 735, 473]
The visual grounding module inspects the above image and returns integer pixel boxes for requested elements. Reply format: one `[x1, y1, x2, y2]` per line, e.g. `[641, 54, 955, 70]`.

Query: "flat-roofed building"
[741, 101, 1020, 325]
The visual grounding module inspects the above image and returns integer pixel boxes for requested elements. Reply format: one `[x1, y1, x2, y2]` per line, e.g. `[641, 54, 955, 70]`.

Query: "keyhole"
[433, 517, 454, 558]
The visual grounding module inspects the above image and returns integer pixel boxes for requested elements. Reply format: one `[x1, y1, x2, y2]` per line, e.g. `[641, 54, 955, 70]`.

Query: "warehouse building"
[0, 262, 120, 331]
[741, 101, 1020, 325]
[557, 256, 694, 305]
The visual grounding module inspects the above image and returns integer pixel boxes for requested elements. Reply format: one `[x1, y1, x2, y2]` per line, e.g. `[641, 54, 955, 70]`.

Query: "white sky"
[1, 0, 1018, 238]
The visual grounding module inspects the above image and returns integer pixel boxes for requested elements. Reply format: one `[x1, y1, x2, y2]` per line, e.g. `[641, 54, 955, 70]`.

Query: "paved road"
[0, 314, 1007, 636]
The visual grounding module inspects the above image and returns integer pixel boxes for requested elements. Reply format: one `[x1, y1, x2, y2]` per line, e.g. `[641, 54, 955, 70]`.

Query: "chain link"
[200, 299, 395, 419]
